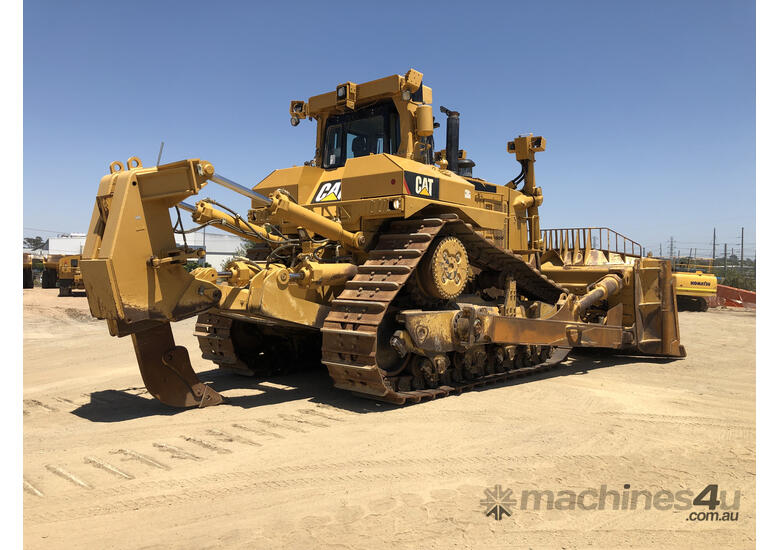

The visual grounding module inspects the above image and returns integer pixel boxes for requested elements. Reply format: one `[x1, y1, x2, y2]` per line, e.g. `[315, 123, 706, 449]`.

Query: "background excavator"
[81, 69, 685, 408]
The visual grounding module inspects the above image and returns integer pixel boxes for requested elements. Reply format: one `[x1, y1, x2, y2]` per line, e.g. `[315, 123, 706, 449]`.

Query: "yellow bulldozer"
[42, 254, 85, 296]
[81, 69, 685, 408]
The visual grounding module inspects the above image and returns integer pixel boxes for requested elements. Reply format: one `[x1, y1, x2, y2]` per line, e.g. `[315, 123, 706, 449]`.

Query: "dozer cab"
[81, 69, 684, 408]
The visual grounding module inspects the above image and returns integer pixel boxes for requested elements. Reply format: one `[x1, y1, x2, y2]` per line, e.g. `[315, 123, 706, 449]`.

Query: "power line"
[24, 227, 73, 235]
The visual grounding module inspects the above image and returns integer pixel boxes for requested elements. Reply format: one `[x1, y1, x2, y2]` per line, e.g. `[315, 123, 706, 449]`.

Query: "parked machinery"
[42, 254, 84, 296]
[23, 253, 33, 289]
[55, 254, 84, 296]
[673, 271, 717, 311]
[41, 255, 61, 289]
[80, 69, 685, 408]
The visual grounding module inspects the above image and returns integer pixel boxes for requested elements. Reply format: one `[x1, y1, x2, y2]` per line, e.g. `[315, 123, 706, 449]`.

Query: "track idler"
[132, 323, 224, 408]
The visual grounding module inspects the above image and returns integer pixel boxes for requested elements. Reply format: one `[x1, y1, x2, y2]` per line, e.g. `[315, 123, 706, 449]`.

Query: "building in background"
[46, 233, 87, 255]
[175, 231, 243, 268]
[29, 231, 243, 268]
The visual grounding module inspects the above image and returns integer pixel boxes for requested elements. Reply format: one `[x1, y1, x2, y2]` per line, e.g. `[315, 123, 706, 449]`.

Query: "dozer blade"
[631, 258, 686, 358]
[131, 323, 224, 408]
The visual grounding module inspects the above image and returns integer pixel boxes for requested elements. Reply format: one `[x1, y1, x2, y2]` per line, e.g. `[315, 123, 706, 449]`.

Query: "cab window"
[322, 103, 400, 169]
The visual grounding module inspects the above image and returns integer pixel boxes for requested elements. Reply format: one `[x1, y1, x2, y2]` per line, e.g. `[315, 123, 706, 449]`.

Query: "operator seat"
[351, 135, 369, 158]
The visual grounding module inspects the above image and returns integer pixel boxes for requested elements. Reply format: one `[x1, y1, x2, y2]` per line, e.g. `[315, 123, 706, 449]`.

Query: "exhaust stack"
[441, 106, 460, 174]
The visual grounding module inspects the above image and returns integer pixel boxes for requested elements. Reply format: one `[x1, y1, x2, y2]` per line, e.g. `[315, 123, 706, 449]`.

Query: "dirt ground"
[22, 287, 755, 549]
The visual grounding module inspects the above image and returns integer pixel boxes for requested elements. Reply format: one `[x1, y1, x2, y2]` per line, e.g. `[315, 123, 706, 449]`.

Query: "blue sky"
[23, 0, 755, 258]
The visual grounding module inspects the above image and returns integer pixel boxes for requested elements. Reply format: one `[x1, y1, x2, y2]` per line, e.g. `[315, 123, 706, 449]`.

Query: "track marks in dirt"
[232, 423, 284, 439]
[153, 443, 203, 461]
[601, 411, 755, 431]
[206, 429, 262, 447]
[23, 399, 57, 414]
[24, 450, 755, 525]
[52, 396, 78, 406]
[241, 406, 352, 437]
[23, 479, 44, 497]
[25, 464, 499, 523]
[255, 417, 307, 433]
[25, 455, 600, 503]
[84, 456, 135, 480]
[180, 435, 232, 454]
[44, 465, 93, 490]
[22, 457, 583, 524]
[278, 412, 329, 428]
[298, 408, 346, 422]
[111, 449, 171, 471]
[25, 394, 92, 414]
[25, 405, 356, 503]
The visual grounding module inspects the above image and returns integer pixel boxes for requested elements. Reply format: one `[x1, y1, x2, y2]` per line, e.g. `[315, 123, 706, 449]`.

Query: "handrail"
[541, 227, 644, 258]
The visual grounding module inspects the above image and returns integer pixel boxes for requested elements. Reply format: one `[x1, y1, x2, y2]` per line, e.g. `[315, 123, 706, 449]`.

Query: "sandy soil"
[23, 287, 755, 549]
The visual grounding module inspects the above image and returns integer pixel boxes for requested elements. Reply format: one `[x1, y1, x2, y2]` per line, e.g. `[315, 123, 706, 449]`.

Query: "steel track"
[321, 215, 567, 404]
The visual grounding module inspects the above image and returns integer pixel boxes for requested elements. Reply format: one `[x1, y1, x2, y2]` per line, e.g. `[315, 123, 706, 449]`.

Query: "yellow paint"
[673, 271, 718, 297]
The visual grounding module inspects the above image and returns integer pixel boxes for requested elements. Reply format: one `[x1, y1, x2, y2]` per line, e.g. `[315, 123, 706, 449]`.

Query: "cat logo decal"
[403, 172, 439, 199]
[312, 180, 342, 203]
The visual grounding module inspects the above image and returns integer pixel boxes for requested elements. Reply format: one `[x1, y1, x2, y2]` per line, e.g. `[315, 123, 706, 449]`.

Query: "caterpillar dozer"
[81, 69, 685, 408]
[42, 254, 84, 296]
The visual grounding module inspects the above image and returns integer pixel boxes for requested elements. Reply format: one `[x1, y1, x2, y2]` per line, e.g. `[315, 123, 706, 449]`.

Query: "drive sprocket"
[417, 236, 469, 300]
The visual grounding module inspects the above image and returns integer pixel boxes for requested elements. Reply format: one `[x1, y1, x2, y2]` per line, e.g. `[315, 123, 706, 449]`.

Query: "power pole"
[659, 243, 662, 257]
[668, 236, 675, 259]
[724, 243, 728, 274]
[740, 227, 744, 270]
[712, 228, 716, 261]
